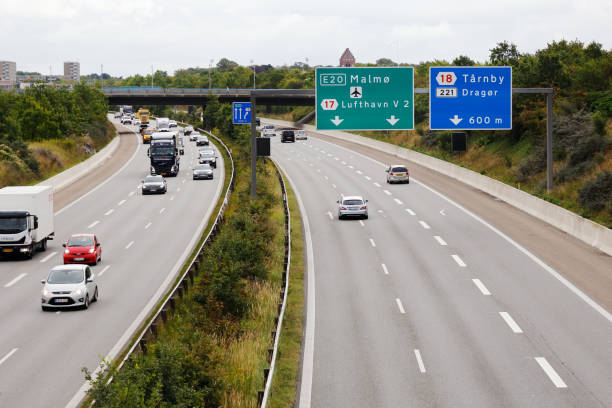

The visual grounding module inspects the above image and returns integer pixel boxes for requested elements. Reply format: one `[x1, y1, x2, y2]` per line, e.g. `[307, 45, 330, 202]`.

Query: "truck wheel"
[39, 239, 47, 252]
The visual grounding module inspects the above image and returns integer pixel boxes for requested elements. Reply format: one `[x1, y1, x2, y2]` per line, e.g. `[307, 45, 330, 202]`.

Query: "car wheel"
[92, 287, 98, 302]
[338, 214, 343, 220]
[83, 295, 90, 310]
[386, 178, 390, 184]
[364, 214, 369, 220]
[42, 306, 50, 312]
[406, 179, 410, 184]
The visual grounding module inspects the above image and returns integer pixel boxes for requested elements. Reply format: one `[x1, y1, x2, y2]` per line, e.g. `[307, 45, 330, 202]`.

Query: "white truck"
[0, 186, 54, 258]
[157, 117, 170, 132]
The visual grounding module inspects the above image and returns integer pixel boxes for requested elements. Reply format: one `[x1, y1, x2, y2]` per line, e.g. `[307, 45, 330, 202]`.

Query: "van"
[281, 130, 295, 143]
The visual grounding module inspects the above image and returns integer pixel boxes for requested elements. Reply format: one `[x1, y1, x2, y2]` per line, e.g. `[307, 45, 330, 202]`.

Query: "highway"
[0, 119, 224, 407]
[270, 133, 612, 407]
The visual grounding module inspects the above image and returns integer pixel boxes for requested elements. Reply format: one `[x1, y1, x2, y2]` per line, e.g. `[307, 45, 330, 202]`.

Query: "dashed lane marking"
[434, 236, 447, 246]
[419, 221, 431, 229]
[451, 254, 466, 267]
[4, 273, 27, 288]
[535, 357, 567, 388]
[499, 312, 523, 333]
[395, 298, 406, 314]
[40, 252, 58, 263]
[88, 220, 100, 229]
[472, 279, 491, 295]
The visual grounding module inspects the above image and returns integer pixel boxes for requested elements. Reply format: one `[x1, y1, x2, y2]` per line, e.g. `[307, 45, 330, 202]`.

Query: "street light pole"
[209, 59, 214, 89]
[251, 59, 256, 89]
[101, 64, 104, 89]
[151, 65, 154, 87]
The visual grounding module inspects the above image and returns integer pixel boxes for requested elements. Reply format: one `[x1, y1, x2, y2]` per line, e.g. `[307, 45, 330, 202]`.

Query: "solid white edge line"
[419, 221, 431, 229]
[273, 160, 316, 408]
[311, 135, 612, 323]
[4, 273, 27, 288]
[472, 278, 491, 295]
[39, 251, 58, 263]
[414, 349, 426, 373]
[434, 236, 448, 246]
[55, 131, 141, 216]
[381, 263, 389, 275]
[451, 254, 466, 267]
[98, 265, 110, 277]
[499, 312, 523, 333]
[369, 238, 376, 247]
[0, 348, 18, 365]
[88, 220, 99, 229]
[535, 357, 568, 388]
[395, 298, 406, 314]
[66, 138, 226, 408]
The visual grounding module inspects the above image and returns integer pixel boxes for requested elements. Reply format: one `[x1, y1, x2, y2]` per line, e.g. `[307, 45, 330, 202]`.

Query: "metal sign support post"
[547, 92, 553, 191]
[250, 93, 257, 199]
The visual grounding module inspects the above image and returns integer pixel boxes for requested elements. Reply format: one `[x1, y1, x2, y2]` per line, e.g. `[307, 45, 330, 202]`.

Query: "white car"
[385, 165, 410, 184]
[121, 116, 132, 125]
[296, 129, 307, 140]
[190, 131, 200, 142]
[41, 265, 98, 310]
[133, 118, 141, 125]
[169, 120, 178, 128]
[261, 125, 275, 137]
[184, 125, 194, 135]
[337, 195, 368, 220]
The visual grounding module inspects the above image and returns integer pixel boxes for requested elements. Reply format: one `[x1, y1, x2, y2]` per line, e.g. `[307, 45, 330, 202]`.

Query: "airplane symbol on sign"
[350, 87, 362, 99]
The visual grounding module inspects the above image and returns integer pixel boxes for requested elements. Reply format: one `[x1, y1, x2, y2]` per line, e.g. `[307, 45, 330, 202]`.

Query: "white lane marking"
[472, 279, 491, 295]
[381, 263, 389, 275]
[348, 165, 354, 169]
[104, 209, 114, 216]
[125, 241, 134, 250]
[182, 179, 186, 184]
[159, 207, 166, 214]
[326, 211, 333, 220]
[535, 357, 567, 388]
[334, 157, 339, 161]
[383, 189, 392, 195]
[40, 251, 58, 263]
[98, 265, 110, 276]
[56, 311, 60, 314]
[118, 199, 126, 206]
[394, 198, 403, 205]
[317, 169, 321, 173]
[414, 349, 426, 373]
[499, 312, 523, 333]
[332, 184, 337, 189]
[4, 273, 27, 288]
[177, 187, 181, 192]
[88, 220, 100, 229]
[356, 170, 363, 175]
[321, 150, 326, 154]
[451, 254, 466, 267]
[369, 238, 376, 247]
[144, 222, 152, 230]
[309, 163, 314, 167]
[341, 161, 346, 165]
[406, 208, 416, 215]
[365, 176, 371, 180]
[419, 221, 431, 229]
[373, 182, 381, 187]
[327, 153, 332, 157]
[170, 196, 175, 201]
[128, 191, 135, 197]
[434, 236, 447, 246]
[324, 176, 329, 180]
[359, 220, 365, 227]
[395, 298, 406, 314]
[0, 348, 18, 366]
[440, 209, 446, 216]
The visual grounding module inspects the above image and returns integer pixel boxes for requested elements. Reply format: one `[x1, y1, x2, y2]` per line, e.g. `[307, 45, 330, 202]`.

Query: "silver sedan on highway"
[41, 265, 98, 310]
[337, 195, 368, 220]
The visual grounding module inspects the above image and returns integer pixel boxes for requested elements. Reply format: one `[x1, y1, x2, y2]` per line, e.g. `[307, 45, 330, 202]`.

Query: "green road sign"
[316, 67, 414, 130]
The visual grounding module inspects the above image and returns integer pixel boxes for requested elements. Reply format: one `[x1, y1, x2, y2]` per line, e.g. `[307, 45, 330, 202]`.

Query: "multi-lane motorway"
[0, 119, 224, 407]
[271, 133, 611, 407]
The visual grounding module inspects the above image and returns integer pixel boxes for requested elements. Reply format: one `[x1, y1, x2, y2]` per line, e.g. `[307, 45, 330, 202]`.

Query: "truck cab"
[150, 132, 180, 176]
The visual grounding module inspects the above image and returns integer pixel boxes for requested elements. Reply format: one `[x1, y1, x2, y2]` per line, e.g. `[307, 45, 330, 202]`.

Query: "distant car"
[385, 165, 410, 184]
[142, 175, 167, 195]
[114, 112, 122, 118]
[281, 130, 295, 143]
[169, 120, 178, 128]
[196, 135, 209, 146]
[133, 118, 141, 125]
[178, 138, 185, 155]
[184, 125, 194, 135]
[189, 131, 200, 142]
[41, 264, 98, 311]
[296, 129, 307, 140]
[337, 195, 368, 220]
[63, 234, 101, 266]
[198, 149, 217, 168]
[262, 125, 275, 137]
[121, 116, 132, 125]
[193, 163, 214, 180]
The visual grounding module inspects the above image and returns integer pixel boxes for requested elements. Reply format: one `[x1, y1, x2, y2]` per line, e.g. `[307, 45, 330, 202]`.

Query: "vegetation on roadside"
[84, 98, 293, 407]
[0, 85, 113, 187]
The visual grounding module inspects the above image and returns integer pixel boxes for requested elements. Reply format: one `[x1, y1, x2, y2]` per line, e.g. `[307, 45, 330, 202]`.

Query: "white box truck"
[0, 186, 54, 258]
[157, 117, 170, 132]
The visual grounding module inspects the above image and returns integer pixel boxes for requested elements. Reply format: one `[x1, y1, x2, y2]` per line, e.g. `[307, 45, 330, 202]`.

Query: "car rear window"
[343, 200, 363, 205]
[392, 167, 407, 172]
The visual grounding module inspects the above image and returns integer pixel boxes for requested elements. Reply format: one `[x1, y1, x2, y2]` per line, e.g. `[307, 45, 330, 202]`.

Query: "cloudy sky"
[1, 0, 610, 77]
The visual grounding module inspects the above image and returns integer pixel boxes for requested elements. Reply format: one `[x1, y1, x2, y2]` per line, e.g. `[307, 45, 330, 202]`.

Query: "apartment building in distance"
[0, 60, 17, 83]
[63, 61, 80, 81]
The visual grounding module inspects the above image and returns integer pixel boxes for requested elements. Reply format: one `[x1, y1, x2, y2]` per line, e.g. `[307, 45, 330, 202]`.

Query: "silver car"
[193, 163, 213, 180]
[41, 265, 98, 310]
[142, 175, 168, 194]
[337, 195, 368, 220]
[386, 165, 410, 184]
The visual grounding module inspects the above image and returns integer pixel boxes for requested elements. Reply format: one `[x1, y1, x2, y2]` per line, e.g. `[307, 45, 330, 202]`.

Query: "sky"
[1, 0, 610, 77]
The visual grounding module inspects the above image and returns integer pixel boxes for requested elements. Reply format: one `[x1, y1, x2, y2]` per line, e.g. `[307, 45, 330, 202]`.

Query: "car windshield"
[343, 199, 364, 205]
[68, 236, 94, 247]
[145, 176, 163, 183]
[200, 151, 214, 157]
[47, 269, 84, 284]
[0, 216, 27, 233]
[195, 164, 211, 170]
[392, 167, 407, 172]
[150, 147, 175, 156]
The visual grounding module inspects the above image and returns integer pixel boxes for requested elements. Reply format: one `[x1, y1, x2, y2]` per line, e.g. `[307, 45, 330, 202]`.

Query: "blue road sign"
[429, 66, 512, 130]
[232, 102, 252, 124]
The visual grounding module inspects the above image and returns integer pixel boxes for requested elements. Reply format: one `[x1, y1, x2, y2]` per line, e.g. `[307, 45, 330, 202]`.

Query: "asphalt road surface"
[0, 119, 224, 407]
[270, 133, 611, 408]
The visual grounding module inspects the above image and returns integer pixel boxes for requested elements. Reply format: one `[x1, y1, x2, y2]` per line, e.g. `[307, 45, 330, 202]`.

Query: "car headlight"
[65, 249, 70, 254]
[88, 248, 95, 254]
[73, 288, 83, 296]
[43, 289, 51, 297]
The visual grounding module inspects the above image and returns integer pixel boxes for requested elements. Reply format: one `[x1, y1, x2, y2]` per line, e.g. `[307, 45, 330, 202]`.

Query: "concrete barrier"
[37, 116, 121, 193]
[264, 118, 612, 256]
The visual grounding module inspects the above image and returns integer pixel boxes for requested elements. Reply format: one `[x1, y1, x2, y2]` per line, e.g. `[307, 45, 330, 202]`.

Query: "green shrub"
[578, 171, 612, 213]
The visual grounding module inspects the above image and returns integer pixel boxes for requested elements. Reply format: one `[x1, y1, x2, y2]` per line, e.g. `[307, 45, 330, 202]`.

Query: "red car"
[63, 234, 102, 265]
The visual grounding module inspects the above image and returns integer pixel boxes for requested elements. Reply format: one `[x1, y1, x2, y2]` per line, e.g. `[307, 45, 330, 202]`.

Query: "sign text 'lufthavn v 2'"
[316, 67, 414, 130]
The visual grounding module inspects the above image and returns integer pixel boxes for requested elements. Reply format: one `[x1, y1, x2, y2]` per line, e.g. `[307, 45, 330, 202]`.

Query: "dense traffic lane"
[271, 135, 611, 407]
[0, 120, 224, 408]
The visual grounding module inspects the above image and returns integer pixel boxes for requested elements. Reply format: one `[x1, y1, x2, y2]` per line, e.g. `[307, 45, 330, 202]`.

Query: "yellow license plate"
[3, 248, 14, 253]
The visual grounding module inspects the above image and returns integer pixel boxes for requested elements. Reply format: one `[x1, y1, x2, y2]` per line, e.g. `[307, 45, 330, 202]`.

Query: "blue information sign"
[232, 102, 252, 124]
[429, 66, 512, 130]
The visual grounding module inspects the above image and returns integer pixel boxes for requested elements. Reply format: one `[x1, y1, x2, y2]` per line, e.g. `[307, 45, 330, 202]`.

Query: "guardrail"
[257, 159, 291, 407]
